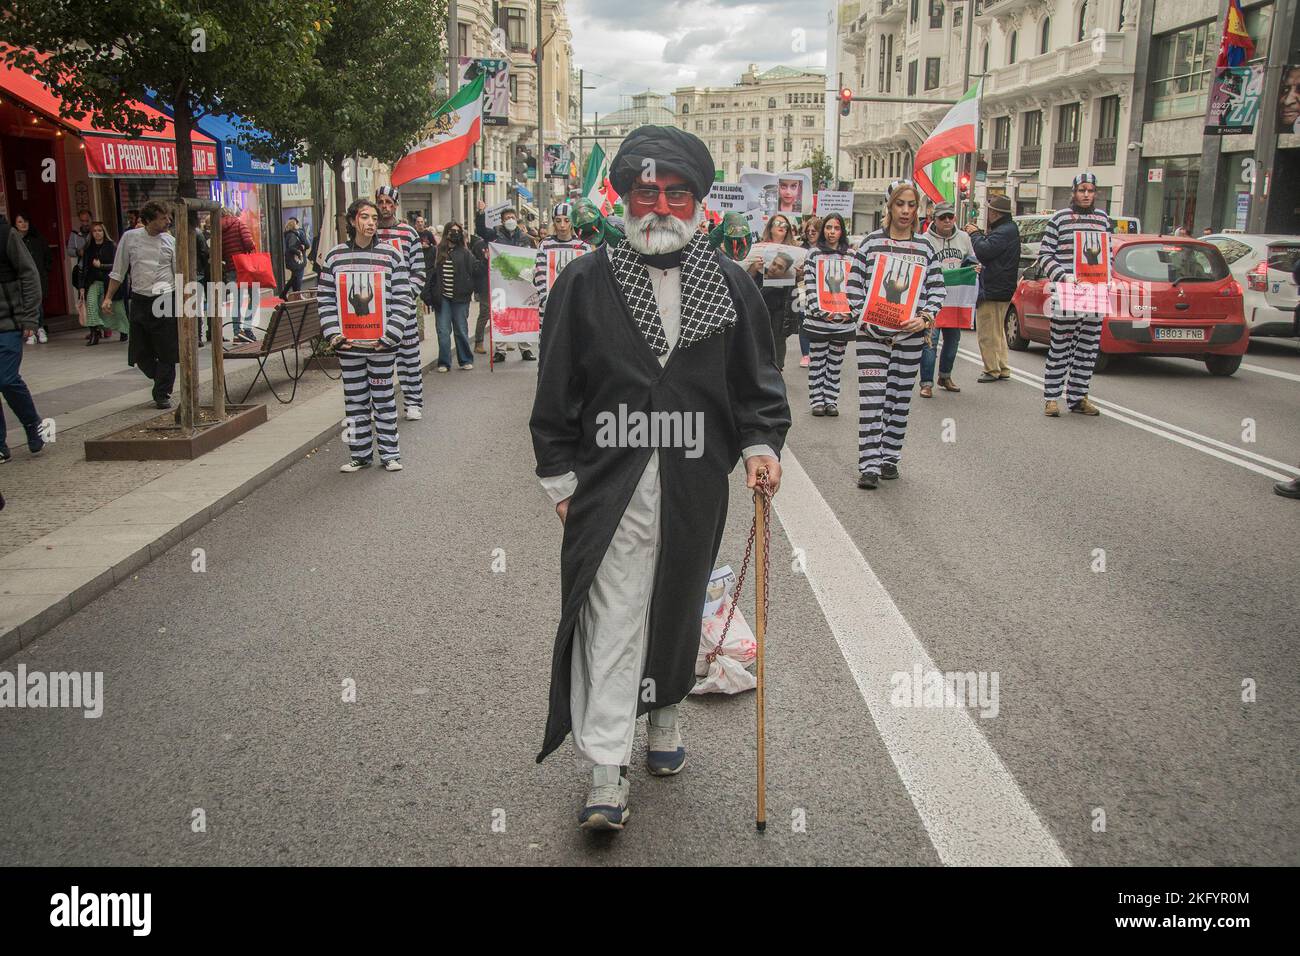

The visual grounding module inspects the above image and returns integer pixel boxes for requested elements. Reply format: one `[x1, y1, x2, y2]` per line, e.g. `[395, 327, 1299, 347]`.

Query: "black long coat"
[530, 246, 790, 763]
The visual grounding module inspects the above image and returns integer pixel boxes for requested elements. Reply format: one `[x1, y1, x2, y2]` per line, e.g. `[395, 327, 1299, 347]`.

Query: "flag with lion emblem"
[391, 74, 484, 187]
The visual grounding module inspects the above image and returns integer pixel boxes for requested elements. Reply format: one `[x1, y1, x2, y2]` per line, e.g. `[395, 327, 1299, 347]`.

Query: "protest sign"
[745, 242, 808, 287]
[1074, 232, 1110, 284]
[705, 182, 746, 214]
[816, 190, 854, 218]
[739, 167, 813, 223]
[863, 253, 924, 329]
[815, 255, 851, 314]
[337, 270, 391, 342]
[489, 242, 540, 341]
[484, 201, 512, 229]
[544, 246, 586, 293]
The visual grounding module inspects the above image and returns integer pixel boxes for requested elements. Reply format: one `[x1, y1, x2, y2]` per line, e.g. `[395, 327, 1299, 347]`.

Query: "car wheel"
[1005, 307, 1031, 351]
[1092, 352, 1112, 374]
[1205, 354, 1242, 376]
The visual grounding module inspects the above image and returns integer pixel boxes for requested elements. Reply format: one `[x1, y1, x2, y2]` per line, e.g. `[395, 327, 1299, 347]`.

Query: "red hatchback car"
[1005, 236, 1248, 376]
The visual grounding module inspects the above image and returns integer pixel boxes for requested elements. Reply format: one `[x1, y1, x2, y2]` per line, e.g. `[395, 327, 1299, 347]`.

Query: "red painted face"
[626, 171, 696, 222]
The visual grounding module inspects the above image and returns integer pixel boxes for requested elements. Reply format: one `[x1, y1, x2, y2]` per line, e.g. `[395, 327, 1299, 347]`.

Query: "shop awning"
[142, 90, 297, 185]
[0, 59, 218, 178]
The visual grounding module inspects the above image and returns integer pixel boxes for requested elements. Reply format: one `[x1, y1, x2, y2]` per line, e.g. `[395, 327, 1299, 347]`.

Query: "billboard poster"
[459, 57, 509, 127]
[1205, 64, 1264, 136]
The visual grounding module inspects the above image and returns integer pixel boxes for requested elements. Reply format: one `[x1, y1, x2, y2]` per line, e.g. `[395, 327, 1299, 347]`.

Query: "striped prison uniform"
[845, 230, 946, 477]
[1037, 206, 1113, 405]
[801, 243, 855, 410]
[318, 238, 411, 464]
[377, 221, 427, 409]
[533, 236, 591, 320]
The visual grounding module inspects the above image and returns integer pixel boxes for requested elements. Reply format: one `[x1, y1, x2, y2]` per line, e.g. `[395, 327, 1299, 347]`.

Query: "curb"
[0, 346, 438, 663]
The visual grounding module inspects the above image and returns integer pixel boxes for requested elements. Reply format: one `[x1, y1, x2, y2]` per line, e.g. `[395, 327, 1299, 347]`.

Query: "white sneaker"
[646, 706, 686, 776]
[459, 363, 473, 370]
[579, 765, 630, 830]
[404, 407, 423, 421]
[36, 328, 48, 343]
[339, 458, 371, 473]
[383, 459, 403, 472]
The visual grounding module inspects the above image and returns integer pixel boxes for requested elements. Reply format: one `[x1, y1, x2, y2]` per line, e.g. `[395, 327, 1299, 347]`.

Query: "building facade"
[674, 65, 828, 182]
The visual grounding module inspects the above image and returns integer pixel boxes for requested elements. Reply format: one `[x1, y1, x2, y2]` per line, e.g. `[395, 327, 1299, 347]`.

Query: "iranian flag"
[391, 74, 484, 188]
[914, 80, 982, 205]
[581, 142, 618, 214]
[936, 265, 978, 329]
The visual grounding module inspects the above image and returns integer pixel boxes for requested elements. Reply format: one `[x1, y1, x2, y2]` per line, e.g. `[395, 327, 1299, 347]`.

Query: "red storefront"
[0, 60, 216, 327]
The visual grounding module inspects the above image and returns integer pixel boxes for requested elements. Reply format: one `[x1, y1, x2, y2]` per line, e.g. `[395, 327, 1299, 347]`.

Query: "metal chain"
[707, 474, 772, 665]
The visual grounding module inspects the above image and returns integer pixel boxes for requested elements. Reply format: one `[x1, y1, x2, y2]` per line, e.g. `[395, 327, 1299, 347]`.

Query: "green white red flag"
[581, 143, 617, 214]
[914, 80, 982, 205]
[391, 74, 484, 188]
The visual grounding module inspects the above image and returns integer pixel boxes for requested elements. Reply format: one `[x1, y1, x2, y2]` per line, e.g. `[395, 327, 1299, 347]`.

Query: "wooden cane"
[754, 479, 768, 833]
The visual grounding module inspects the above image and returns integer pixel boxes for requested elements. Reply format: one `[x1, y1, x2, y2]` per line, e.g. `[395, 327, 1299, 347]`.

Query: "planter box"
[85, 404, 268, 461]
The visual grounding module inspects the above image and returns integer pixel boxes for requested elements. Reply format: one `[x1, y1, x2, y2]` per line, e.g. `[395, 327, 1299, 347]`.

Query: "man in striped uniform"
[375, 185, 427, 421]
[1037, 172, 1112, 417]
[533, 203, 591, 324]
[319, 198, 411, 473]
[845, 180, 946, 489]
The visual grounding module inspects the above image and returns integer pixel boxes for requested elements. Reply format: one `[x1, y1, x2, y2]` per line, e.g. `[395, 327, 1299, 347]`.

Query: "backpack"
[0, 221, 22, 327]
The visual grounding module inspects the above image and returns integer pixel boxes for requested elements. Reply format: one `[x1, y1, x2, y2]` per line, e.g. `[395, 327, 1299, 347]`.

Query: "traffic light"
[839, 87, 853, 117]
[958, 170, 972, 197]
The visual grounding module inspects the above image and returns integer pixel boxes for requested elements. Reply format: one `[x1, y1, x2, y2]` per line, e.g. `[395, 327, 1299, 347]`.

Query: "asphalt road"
[1, 332, 1297, 866]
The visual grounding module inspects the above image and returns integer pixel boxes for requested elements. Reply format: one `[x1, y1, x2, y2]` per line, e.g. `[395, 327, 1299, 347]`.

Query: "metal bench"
[221, 295, 337, 404]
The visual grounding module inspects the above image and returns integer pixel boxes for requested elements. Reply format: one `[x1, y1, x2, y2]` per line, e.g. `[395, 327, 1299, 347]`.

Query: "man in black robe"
[530, 125, 791, 831]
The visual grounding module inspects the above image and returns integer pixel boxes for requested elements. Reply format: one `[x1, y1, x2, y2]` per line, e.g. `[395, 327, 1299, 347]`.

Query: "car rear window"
[1209, 237, 1254, 264]
[1018, 218, 1047, 243]
[1267, 243, 1300, 274]
[1114, 243, 1229, 283]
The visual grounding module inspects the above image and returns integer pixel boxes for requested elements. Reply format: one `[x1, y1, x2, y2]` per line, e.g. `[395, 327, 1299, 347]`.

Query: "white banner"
[484, 201, 513, 229]
[488, 242, 540, 342]
[816, 189, 853, 218]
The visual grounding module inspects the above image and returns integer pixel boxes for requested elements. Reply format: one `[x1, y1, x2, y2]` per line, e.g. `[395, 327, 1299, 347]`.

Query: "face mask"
[449, 231, 463, 243]
[503, 219, 517, 232]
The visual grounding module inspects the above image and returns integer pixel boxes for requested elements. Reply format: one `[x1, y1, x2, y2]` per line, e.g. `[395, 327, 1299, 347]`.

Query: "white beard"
[626, 206, 703, 255]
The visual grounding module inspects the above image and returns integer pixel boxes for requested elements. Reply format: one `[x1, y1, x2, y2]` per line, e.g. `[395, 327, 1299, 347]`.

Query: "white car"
[1202, 234, 1300, 338]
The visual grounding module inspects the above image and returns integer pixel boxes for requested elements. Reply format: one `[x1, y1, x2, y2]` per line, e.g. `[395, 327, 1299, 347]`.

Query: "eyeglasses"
[628, 187, 695, 209]
[937, 214, 956, 221]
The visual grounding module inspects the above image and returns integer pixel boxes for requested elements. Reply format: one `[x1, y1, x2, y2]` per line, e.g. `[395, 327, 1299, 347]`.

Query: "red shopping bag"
[232, 251, 277, 290]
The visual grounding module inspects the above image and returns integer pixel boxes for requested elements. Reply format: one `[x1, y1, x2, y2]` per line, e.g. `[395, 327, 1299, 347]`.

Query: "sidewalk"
[1, 313, 440, 660]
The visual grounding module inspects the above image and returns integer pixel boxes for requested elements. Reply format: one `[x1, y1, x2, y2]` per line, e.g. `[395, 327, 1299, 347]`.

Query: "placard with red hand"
[863, 253, 924, 330]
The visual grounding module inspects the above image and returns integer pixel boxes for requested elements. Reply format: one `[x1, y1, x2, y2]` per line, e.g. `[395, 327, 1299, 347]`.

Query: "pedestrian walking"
[13, 214, 50, 344]
[468, 209, 490, 355]
[794, 215, 821, 368]
[744, 213, 798, 370]
[919, 202, 973, 397]
[530, 125, 789, 830]
[220, 208, 258, 343]
[1037, 172, 1113, 417]
[430, 221, 478, 373]
[318, 198, 410, 473]
[0, 212, 47, 464]
[375, 186, 427, 420]
[964, 193, 1019, 382]
[78, 222, 130, 346]
[102, 202, 178, 409]
[845, 179, 945, 489]
[533, 202, 591, 347]
[67, 209, 92, 301]
[801, 212, 854, 417]
[280, 217, 309, 298]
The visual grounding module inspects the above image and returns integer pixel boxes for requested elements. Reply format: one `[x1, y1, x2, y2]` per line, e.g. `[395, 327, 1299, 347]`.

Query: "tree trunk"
[173, 82, 198, 200]
[331, 155, 349, 243]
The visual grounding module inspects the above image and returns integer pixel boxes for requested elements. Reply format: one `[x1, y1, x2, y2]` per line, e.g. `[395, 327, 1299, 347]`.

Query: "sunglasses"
[628, 187, 694, 209]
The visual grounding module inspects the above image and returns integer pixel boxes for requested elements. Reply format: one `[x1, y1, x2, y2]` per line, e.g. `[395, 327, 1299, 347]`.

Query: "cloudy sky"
[568, 0, 831, 117]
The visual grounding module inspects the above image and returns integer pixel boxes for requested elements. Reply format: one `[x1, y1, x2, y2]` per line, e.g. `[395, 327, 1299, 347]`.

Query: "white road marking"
[1241, 362, 1300, 384]
[955, 349, 1298, 481]
[771, 448, 1071, 867]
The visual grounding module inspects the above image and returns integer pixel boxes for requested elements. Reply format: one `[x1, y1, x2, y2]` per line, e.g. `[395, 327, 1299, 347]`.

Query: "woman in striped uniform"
[800, 213, 854, 417]
[374, 186, 427, 420]
[1037, 172, 1113, 417]
[318, 198, 411, 473]
[845, 180, 945, 489]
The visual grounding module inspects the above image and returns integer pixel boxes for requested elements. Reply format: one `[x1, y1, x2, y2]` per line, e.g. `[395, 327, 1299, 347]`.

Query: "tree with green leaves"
[805, 146, 835, 192]
[279, 0, 446, 242]
[0, 0, 330, 199]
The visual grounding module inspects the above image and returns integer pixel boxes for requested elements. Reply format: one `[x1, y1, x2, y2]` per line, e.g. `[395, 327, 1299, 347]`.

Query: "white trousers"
[570, 451, 662, 766]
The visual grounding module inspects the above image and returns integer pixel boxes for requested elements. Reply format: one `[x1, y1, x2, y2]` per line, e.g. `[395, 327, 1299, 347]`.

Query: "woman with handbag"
[280, 217, 309, 298]
[78, 222, 130, 346]
[430, 222, 479, 372]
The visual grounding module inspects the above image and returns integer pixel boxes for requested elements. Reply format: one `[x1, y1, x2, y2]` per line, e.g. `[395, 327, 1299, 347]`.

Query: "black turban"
[609, 125, 715, 201]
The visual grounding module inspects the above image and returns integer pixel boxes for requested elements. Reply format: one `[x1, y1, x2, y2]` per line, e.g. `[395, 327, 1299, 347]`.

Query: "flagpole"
[960, 0, 976, 228]
[448, 0, 461, 225]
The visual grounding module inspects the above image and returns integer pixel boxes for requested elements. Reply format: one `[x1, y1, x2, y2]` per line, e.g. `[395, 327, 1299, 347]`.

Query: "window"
[767, 138, 775, 152]
[457, 22, 470, 56]
[1040, 17, 1051, 54]
[910, 0, 919, 24]
[723, 118, 731, 130]
[1114, 244, 1227, 283]
[886, 35, 894, 93]
[695, 120, 703, 131]
[766, 162, 775, 172]
[768, 97, 777, 108]
[1077, 1, 1089, 43]
[505, 7, 528, 50]
[1206, 237, 1253, 264]
[682, 102, 690, 114]
[750, 138, 759, 152]
[709, 119, 717, 130]
[1056, 102, 1080, 143]
[736, 139, 744, 153]
[879, 43, 887, 92]
[1008, 31, 1018, 64]
[1118, 0, 1128, 30]
[802, 115, 816, 127]
[1150, 22, 1219, 120]
[994, 116, 1011, 150]
[783, 138, 793, 152]
[954, 6, 963, 29]
[1097, 94, 1121, 139]
[930, 0, 944, 29]
[1022, 110, 1042, 146]
[509, 74, 518, 100]
[723, 140, 730, 152]
[925, 58, 940, 90]
[981, 42, 989, 74]
[768, 117, 774, 130]
[907, 59, 918, 96]
[751, 117, 759, 129]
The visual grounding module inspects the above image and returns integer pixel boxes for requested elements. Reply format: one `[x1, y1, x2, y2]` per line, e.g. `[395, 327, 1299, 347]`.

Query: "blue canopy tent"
[141, 91, 296, 184]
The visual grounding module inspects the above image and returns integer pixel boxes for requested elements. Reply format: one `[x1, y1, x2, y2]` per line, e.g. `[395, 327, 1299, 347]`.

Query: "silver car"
[1202, 234, 1300, 338]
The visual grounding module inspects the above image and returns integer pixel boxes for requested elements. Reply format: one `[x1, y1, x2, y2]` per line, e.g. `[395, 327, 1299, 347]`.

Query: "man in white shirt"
[102, 201, 178, 409]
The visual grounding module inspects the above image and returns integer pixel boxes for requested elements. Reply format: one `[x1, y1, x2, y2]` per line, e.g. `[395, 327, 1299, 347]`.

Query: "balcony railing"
[1092, 137, 1118, 166]
[1019, 145, 1041, 168]
[991, 148, 1009, 170]
[1053, 141, 1080, 167]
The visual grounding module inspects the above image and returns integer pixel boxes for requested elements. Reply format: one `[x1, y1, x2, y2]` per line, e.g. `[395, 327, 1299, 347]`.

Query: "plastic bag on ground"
[692, 565, 757, 695]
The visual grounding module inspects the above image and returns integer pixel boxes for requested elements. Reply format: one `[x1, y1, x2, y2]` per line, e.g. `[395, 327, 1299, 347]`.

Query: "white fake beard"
[626, 205, 703, 255]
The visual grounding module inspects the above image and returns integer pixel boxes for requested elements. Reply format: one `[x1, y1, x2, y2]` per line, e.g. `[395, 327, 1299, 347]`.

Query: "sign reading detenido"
[82, 136, 218, 178]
